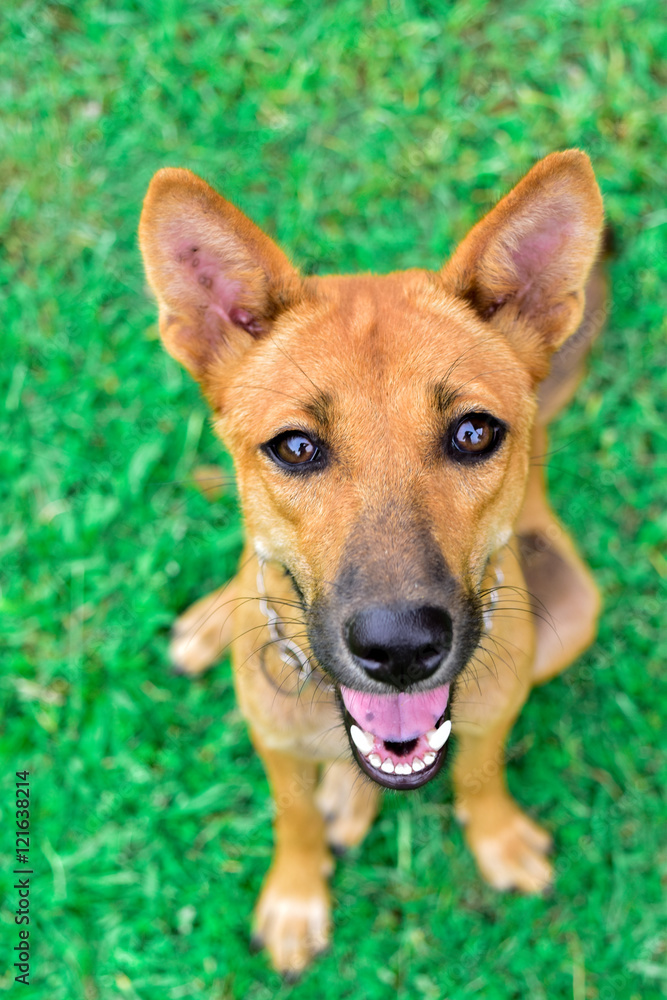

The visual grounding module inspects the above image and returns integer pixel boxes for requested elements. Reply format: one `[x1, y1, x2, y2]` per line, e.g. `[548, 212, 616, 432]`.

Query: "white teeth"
[368, 753, 382, 768]
[350, 724, 375, 755]
[412, 757, 425, 771]
[423, 752, 436, 765]
[395, 762, 412, 775]
[426, 719, 451, 751]
[380, 759, 395, 774]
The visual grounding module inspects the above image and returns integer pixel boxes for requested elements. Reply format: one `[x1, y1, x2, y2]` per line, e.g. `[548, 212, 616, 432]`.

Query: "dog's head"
[139, 151, 603, 788]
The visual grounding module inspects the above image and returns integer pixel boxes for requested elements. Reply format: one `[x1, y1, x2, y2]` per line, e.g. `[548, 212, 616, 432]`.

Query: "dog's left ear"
[139, 168, 300, 381]
[441, 150, 604, 380]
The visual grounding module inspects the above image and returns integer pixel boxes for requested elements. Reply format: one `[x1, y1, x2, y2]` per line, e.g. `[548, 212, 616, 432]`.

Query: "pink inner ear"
[176, 243, 262, 336]
[509, 215, 573, 287]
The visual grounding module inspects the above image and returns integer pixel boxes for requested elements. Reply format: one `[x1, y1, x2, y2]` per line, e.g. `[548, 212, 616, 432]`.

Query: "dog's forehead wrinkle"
[263, 275, 527, 404]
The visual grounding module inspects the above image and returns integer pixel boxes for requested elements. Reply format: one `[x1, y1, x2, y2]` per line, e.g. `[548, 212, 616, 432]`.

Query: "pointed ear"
[139, 168, 300, 379]
[441, 150, 604, 379]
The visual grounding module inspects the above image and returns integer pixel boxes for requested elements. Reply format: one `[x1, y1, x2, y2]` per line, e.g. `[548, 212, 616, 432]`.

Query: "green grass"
[2, 1, 666, 997]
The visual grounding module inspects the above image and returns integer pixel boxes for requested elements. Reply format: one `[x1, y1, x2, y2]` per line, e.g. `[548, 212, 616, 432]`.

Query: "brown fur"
[139, 151, 606, 976]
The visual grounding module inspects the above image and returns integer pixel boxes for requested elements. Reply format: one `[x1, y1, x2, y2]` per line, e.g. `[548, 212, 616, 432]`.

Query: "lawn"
[1, 1, 666, 998]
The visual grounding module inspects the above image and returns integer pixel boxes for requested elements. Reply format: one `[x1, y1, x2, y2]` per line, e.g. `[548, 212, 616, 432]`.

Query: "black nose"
[345, 604, 453, 689]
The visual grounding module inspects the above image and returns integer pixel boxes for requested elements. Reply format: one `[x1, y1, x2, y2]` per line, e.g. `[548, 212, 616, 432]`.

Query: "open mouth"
[340, 683, 451, 790]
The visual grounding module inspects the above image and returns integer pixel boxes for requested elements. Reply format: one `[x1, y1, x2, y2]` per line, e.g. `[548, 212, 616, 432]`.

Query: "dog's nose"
[345, 604, 453, 689]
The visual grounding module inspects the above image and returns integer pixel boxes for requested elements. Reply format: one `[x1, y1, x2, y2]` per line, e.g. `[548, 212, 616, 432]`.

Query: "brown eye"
[448, 412, 505, 461]
[266, 431, 323, 469]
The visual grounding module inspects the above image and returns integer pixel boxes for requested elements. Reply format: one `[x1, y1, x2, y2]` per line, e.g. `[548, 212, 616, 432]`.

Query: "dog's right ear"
[139, 169, 300, 380]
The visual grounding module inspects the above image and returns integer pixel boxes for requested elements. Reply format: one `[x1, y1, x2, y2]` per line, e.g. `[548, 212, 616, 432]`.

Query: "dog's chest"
[233, 649, 347, 758]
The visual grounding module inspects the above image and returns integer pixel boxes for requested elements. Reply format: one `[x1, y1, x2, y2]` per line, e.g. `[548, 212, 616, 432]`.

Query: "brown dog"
[139, 150, 606, 977]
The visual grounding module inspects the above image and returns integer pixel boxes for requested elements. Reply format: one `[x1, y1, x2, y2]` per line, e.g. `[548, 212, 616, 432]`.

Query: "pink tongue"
[340, 684, 450, 743]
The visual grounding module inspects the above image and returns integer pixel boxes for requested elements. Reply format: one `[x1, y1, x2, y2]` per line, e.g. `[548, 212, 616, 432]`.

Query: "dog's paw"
[462, 798, 553, 894]
[253, 864, 331, 978]
[316, 760, 380, 854]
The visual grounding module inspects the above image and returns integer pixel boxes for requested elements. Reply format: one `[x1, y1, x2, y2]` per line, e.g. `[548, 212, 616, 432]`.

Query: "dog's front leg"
[452, 548, 553, 894]
[453, 716, 553, 894]
[250, 736, 332, 978]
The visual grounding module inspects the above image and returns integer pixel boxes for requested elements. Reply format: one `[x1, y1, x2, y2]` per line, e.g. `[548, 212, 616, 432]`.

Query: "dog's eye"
[266, 431, 323, 469]
[448, 412, 505, 461]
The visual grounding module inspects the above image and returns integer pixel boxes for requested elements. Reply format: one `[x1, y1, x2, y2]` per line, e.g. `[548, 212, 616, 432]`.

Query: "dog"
[139, 150, 606, 977]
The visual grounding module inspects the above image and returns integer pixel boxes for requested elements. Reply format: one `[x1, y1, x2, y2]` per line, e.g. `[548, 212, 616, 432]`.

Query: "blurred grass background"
[1, 1, 666, 997]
